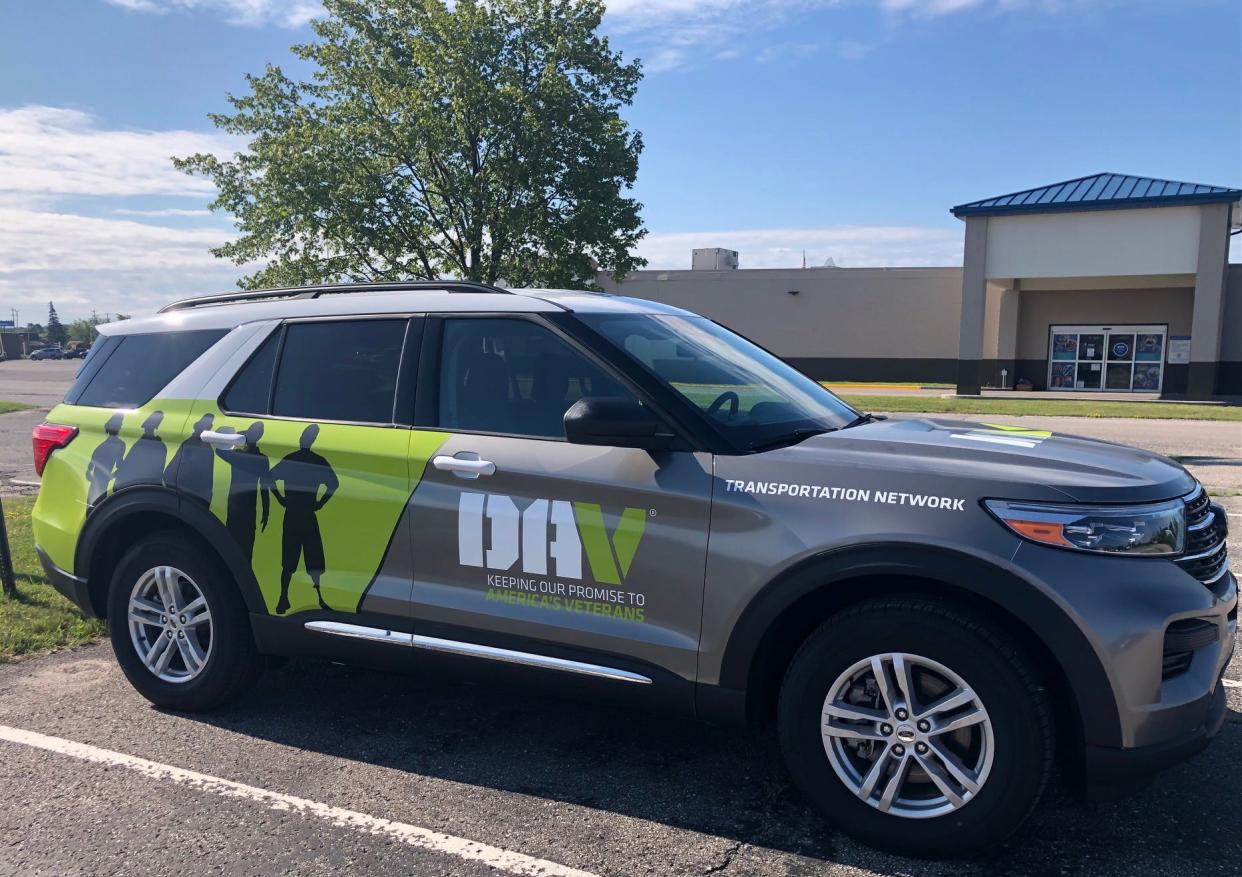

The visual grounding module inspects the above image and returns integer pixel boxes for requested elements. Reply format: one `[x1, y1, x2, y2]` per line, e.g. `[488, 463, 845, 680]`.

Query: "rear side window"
[71, 330, 227, 409]
[220, 330, 280, 415]
[271, 320, 407, 424]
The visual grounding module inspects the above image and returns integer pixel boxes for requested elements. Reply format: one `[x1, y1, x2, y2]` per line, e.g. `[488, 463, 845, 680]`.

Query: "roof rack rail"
[157, 280, 511, 313]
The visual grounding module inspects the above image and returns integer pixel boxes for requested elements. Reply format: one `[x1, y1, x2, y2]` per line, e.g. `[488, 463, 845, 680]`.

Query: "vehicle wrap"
[33, 397, 453, 618]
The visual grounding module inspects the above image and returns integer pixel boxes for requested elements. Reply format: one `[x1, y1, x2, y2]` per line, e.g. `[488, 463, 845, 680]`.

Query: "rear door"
[179, 318, 421, 622]
[404, 314, 713, 683]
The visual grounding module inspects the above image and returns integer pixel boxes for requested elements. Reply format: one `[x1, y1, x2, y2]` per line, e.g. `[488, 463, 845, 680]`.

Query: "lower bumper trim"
[1084, 681, 1227, 784]
[35, 544, 96, 618]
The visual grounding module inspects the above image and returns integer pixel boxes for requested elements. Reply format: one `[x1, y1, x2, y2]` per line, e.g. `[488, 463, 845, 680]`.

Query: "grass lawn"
[0, 401, 32, 415]
[837, 394, 1242, 421]
[0, 496, 104, 662]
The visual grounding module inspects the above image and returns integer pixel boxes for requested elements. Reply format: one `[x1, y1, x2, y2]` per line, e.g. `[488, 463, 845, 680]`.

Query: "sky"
[0, 0, 1239, 320]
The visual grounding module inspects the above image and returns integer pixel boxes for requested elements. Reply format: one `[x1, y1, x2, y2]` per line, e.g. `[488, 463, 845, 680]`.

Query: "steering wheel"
[705, 390, 740, 419]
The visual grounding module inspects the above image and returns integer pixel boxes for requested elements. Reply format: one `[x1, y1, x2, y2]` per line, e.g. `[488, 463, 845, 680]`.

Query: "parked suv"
[33, 282, 1234, 856]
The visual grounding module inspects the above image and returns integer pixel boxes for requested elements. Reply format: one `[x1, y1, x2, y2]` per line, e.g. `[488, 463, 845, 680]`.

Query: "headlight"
[985, 498, 1185, 556]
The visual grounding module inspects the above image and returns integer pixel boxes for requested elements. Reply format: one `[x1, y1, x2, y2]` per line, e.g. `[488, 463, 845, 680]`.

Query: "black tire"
[106, 532, 262, 711]
[777, 597, 1053, 858]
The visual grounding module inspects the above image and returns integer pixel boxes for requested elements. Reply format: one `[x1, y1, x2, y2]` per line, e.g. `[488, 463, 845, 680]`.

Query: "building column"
[995, 285, 1019, 388]
[1187, 203, 1231, 398]
[956, 217, 988, 395]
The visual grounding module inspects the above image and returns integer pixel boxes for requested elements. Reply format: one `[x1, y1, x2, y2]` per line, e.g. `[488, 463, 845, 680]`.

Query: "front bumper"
[1084, 671, 1229, 784]
[36, 544, 97, 618]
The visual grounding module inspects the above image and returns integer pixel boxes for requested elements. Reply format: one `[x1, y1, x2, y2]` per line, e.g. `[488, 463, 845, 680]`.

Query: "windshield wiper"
[842, 412, 886, 429]
[748, 427, 834, 453]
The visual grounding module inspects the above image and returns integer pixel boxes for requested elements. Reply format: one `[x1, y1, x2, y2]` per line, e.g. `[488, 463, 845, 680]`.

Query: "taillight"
[32, 423, 78, 476]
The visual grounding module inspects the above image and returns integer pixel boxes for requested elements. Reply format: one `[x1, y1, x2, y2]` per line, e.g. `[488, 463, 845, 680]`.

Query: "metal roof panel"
[952, 172, 1241, 217]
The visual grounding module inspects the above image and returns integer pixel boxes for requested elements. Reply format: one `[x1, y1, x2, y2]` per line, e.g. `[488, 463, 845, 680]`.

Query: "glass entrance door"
[1048, 325, 1165, 392]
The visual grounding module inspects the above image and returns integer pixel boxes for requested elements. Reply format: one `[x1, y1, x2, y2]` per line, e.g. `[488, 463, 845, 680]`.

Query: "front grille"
[1176, 486, 1229, 587]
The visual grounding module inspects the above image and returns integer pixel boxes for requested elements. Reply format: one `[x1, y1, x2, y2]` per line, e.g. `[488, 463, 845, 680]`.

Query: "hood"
[768, 417, 1195, 504]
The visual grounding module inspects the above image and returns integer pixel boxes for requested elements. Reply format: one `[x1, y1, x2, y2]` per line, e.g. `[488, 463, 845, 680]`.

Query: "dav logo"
[457, 492, 646, 584]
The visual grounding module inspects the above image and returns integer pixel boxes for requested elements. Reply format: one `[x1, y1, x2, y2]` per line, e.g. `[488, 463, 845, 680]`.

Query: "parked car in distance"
[29, 346, 64, 360]
[30, 281, 1235, 858]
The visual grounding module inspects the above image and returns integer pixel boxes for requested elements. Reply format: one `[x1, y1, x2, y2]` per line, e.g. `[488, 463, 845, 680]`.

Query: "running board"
[304, 621, 652, 685]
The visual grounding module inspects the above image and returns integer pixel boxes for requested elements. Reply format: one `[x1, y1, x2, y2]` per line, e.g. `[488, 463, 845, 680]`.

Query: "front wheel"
[778, 597, 1054, 857]
[107, 533, 262, 711]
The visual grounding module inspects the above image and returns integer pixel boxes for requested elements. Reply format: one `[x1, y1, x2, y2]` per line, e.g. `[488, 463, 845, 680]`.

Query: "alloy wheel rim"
[127, 566, 213, 684]
[820, 652, 994, 819]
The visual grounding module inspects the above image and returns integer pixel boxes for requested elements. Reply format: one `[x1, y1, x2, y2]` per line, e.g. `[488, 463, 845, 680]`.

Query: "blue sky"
[0, 0, 1239, 319]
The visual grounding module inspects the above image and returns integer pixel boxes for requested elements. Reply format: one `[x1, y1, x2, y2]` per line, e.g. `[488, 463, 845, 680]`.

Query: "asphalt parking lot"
[0, 358, 1239, 876]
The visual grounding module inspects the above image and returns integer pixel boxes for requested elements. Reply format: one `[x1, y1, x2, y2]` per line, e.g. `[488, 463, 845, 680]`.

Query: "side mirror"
[563, 397, 671, 451]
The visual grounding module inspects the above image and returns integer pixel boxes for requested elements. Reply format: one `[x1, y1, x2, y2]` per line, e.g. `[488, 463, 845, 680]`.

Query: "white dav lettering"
[458, 492, 582, 579]
[457, 492, 648, 585]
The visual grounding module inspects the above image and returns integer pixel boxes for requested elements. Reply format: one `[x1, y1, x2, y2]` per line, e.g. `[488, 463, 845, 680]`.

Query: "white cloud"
[0, 207, 243, 317]
[104, 0, 321, 27]
[636, 224, 964, 269]
[0, 106, 237, 198]
[113, 207, 215, 217]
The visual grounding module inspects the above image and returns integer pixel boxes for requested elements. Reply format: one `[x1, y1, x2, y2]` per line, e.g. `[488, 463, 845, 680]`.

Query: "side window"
[72, 330, 227, 409]
[271, 320, 407, 424]
[220, 329, 279, 415]
[437, 317, 634, 439]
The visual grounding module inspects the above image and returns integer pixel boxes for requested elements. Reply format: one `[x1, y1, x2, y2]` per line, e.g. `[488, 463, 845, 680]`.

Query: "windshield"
[581, 314, 859, 449]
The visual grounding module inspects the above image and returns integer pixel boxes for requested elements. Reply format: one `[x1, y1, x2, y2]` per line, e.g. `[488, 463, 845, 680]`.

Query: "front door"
[1048, 324, 1166, 392]
[405, 315, 713, 681]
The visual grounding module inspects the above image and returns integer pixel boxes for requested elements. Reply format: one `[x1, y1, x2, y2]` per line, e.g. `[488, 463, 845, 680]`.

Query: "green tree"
[67, 319, 96, 343]
[175, 0, 646, 290]
[46, 303, 67, 345]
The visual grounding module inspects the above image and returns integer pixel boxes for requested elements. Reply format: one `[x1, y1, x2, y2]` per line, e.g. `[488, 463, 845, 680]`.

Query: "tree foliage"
[176, 0, 646, 289]
[45, 303, 67, 345]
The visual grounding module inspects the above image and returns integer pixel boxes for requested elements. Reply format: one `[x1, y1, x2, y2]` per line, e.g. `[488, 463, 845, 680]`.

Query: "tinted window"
[64, 335, 121, 404]
[272, 320, 406, 423]
[582, 314, 857, 449]
[74, 330, 227, 409]
[221, 330, 279, 414]
[437, 318, 632, 438]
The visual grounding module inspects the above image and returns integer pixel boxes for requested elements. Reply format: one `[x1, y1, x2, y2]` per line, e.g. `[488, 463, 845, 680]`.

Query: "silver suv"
[33, 281, 1235, 857]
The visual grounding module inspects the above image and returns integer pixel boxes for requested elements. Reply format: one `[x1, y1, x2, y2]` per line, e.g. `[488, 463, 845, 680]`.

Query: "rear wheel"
[107, 533, 262, 711]
[777, 597, 1053, 857]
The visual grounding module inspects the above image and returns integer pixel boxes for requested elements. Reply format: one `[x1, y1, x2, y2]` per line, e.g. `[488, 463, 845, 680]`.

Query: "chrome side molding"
[304, 621, 413, 645]
[304, 621, 652, 685]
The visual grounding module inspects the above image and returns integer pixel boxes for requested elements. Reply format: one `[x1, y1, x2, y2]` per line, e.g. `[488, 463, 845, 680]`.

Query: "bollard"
[0, 495, 16, 596]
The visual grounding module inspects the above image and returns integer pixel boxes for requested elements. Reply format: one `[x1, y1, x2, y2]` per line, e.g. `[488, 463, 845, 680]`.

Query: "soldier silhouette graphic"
[270, 424, 338, 615]
[164, 413, 215, 500]
[85, 412, 125, 505]
[215, 422, 271, 566]
[111, 411, 166, 493]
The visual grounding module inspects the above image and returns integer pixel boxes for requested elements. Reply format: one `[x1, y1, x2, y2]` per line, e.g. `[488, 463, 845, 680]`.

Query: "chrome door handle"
[201, 430, 246, 450]
[432, 454, 496, 479]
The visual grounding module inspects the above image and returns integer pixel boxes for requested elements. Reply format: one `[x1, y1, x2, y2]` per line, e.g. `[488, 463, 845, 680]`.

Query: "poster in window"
[1108, 335, 1134, 361]
[1050, 362, 1075, 388]
[1135, 334, 1163, 362]
[1051, 333, 1078, 360]
[1132, 364, 1161, 390]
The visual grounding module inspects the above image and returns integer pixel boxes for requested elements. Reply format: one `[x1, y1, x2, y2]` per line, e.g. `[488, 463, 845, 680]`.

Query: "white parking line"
[0, 724, 597, 877]
[1224, 678, 1240, 689]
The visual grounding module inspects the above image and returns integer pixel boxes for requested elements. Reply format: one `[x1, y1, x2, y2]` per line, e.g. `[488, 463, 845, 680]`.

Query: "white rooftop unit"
[692, 248, 739, 270]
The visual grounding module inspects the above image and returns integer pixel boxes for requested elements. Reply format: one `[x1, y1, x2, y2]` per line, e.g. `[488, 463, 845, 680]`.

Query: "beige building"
[601, 173, 1242, 398]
